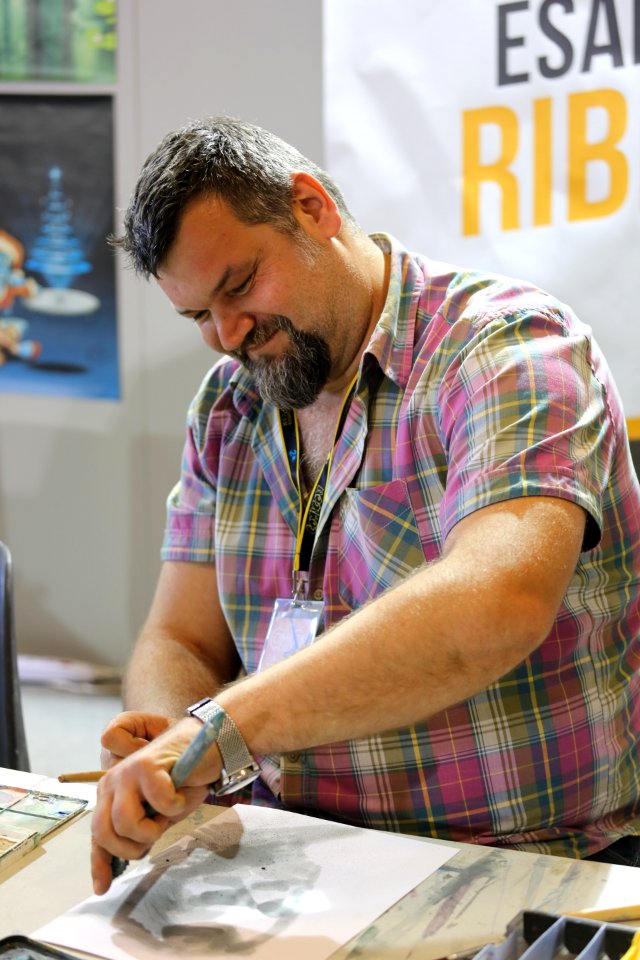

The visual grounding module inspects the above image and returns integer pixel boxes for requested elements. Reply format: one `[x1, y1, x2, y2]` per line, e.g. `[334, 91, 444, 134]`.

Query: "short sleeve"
[160, 366, 231, 564]
[161, 434, 216, 563]
[437, 307, 614, 551]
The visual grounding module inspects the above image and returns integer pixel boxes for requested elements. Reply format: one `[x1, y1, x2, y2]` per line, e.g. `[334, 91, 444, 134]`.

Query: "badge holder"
[257, 589, 323, 672]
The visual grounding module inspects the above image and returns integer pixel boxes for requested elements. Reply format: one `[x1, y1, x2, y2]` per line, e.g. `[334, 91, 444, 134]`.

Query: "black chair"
[0, 540, 30, 771]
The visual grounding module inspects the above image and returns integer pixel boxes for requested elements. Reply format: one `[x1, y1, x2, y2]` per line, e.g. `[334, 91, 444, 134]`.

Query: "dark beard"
[232, 315, 331, 410]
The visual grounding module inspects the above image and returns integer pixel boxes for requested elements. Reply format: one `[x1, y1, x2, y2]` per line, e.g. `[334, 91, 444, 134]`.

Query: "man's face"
[156, 195, 343, 409]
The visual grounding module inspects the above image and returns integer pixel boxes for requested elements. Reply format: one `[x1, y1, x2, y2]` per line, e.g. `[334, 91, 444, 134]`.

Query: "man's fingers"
[110, 784, 172, 846]
[100, 746, 118, 771]
[91, 839, 117, 896]
[100, 712, 172, 764]
[102, 711, 172, 744]
[100, 728, 150, 763]
[91, 783, 166, 896]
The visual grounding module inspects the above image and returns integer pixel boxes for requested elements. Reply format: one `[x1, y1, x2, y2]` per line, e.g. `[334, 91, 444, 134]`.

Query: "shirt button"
[286, 753, 301, 763]
[312, 589, 323, 601]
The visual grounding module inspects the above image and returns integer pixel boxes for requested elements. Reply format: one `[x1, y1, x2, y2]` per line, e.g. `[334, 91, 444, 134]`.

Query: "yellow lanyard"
[279, 376, 358, 598]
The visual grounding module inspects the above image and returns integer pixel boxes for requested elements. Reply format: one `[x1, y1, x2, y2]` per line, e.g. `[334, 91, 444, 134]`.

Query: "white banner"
[324, 0, 640, 430]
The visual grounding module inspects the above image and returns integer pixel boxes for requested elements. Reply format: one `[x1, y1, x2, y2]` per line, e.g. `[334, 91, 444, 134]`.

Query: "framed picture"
[0, 93, 119, 399]
[0, 0, 116, 84]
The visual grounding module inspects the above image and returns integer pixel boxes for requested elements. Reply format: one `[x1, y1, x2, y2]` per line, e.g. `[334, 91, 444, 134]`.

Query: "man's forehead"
[180, 192, 245, 233]
[159, 197, 256, 278]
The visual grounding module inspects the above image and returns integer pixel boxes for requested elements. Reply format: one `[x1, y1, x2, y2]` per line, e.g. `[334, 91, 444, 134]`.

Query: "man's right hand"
[100, 712, 174, 770]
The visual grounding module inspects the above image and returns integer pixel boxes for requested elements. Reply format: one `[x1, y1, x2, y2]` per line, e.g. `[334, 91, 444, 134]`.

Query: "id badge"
[258, 597, 324, 672]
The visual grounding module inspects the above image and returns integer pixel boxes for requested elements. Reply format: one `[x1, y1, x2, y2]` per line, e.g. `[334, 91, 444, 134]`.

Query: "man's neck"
[323, 238, 390, 397]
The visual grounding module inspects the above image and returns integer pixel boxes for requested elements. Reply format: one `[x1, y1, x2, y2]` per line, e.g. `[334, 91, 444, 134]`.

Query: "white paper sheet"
[36, 804, 457, 960]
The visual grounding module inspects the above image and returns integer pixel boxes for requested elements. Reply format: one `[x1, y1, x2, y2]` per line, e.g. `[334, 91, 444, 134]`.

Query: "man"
[91, 117, 640, 894]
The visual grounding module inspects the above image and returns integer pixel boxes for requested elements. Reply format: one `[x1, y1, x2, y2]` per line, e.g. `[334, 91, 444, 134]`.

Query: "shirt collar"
[364, 233, 426, 390]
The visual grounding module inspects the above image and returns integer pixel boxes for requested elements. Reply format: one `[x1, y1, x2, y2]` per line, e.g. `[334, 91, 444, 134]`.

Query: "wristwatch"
[186, 697, 260, 796]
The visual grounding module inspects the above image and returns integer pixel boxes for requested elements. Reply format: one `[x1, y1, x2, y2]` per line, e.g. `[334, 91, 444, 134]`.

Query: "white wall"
[0, 0, 323, 666]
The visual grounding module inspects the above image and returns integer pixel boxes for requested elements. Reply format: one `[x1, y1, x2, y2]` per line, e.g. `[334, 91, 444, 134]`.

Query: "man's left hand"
[91, 717, 222, 895]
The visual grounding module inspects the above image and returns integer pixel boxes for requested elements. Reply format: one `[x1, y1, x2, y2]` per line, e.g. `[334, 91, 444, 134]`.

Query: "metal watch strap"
[187, 697, 260, 796]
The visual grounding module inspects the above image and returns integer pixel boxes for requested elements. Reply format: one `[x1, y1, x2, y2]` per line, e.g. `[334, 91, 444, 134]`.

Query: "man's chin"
[238, 338, 331, 408]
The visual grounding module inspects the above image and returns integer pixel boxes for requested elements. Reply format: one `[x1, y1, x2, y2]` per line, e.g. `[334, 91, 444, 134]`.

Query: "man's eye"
[229, 270, 256, 296]
[191, 311, 209, 324]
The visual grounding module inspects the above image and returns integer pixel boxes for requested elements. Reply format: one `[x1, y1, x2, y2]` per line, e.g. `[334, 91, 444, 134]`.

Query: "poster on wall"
[0, 0, 116, 84]
[324, 0, 640, 432]
[0, 94, 119, 400]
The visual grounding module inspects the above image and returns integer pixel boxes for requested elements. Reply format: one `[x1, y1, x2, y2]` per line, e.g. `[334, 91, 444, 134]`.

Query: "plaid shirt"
[163, 234, 640, 857]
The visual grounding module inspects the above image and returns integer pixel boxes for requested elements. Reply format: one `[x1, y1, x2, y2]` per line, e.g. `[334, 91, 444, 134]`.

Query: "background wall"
[0, 0, 323, 667]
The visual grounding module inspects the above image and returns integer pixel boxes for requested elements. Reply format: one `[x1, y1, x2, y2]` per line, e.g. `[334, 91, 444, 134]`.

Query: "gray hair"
[112, 116, 356, 278]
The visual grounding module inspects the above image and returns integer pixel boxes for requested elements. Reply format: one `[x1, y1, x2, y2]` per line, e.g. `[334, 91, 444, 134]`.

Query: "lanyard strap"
[279, 377, 358, 597]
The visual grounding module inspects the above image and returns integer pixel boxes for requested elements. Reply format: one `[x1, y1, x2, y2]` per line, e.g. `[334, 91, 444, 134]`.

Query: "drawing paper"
[36, 804, 457, 960]
[0, 766, 46, 790]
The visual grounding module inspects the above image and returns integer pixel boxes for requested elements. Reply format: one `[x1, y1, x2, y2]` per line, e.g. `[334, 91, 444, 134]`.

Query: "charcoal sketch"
[40, 804, 453, 960]
[76, 808, 331, 956]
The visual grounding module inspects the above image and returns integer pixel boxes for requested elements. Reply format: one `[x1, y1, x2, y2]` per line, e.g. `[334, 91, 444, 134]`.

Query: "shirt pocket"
[336, 479, 427, 609]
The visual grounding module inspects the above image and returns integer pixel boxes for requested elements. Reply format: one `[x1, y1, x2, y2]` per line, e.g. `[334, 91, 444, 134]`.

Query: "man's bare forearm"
[123, 560, 241, 717]
[123, 628, 235, 717]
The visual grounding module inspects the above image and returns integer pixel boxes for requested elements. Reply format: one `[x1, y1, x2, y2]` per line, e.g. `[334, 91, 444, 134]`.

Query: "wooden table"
[1, 767, 639, 960]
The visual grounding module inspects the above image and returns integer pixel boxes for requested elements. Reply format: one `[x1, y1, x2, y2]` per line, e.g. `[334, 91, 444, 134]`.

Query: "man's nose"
[212, 308, 255, 353]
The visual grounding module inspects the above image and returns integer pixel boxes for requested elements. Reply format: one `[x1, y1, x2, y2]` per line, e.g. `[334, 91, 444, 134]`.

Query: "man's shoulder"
[411, 254, 576, 338]
[370, 236, 581, 386]
[383, 235, 565, 324]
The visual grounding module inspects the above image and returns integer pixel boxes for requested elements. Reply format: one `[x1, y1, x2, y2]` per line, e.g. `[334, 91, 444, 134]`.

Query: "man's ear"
[290, 171, 342, 239]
